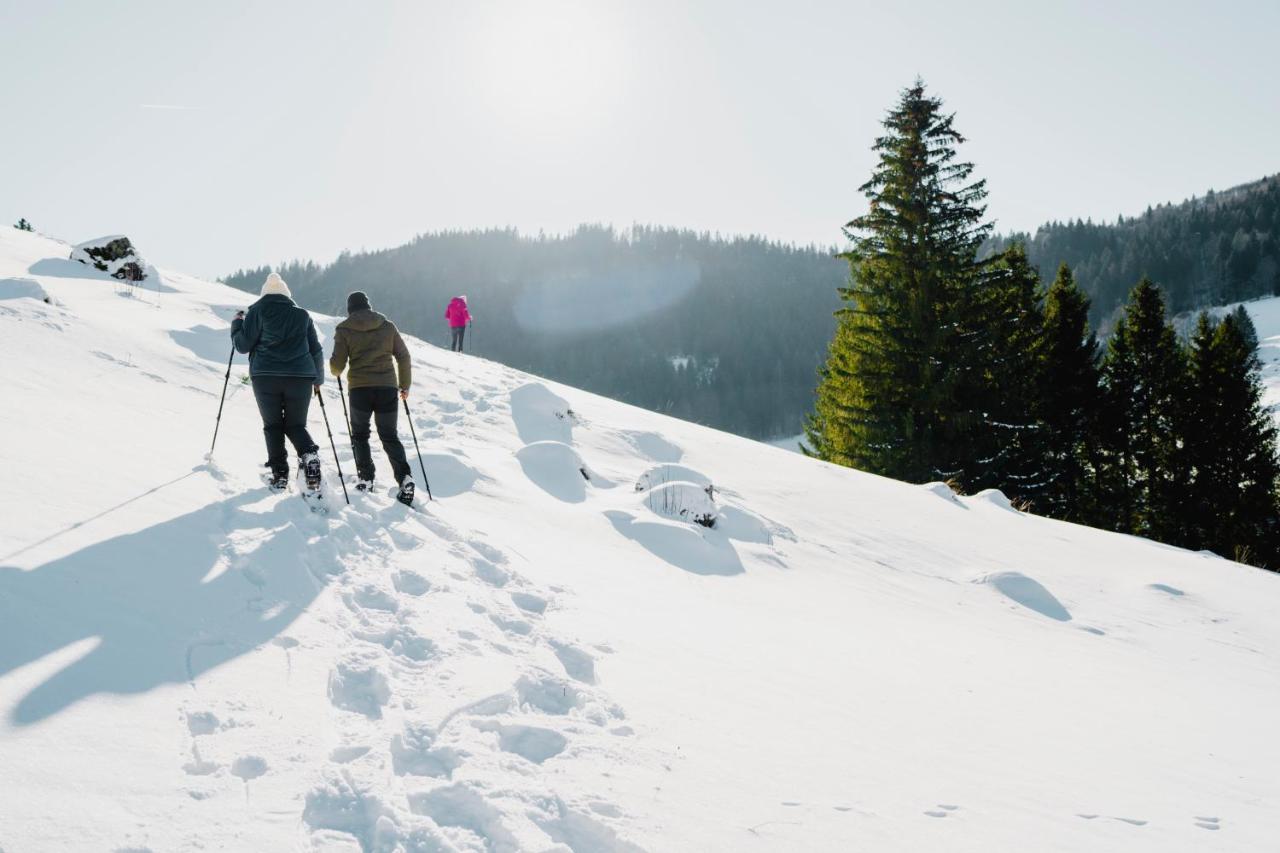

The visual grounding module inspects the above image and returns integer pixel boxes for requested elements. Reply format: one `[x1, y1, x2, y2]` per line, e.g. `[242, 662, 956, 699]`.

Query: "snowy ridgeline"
[0, 225, 1278, 852]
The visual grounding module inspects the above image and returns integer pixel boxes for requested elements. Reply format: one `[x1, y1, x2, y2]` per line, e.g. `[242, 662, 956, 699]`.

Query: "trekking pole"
[403, 398, 434, 501]
[336, 375, 353, 437]
[209, 344, 236, 458]
[467, 321, 472, 354]
[315, 388, 351, 505]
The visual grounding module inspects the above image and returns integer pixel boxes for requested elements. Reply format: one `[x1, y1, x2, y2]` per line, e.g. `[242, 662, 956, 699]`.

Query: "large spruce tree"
[1185, 312, 1280, 566]
[1037, 263, 1101, 520]
[806, 81, 990, 482]
[1097, 278, 1189, 541]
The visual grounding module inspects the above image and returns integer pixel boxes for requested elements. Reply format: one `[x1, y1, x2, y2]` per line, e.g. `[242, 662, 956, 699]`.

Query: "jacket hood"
[256, 293, 296, 308]
[338, 308, 387, 332]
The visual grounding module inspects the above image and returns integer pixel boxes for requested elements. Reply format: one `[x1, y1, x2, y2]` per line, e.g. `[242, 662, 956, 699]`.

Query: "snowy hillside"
[2, 227, 1278, 852]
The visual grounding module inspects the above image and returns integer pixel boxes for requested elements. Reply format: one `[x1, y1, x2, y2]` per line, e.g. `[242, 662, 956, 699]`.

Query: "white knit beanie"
[261, 272, 291, 297]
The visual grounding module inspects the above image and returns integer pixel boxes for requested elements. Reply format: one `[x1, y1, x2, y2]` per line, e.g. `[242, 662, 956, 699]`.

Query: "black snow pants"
[450, 326, 465, 352]
[251, 375, 319, 476]
[349, 386, 411, 485]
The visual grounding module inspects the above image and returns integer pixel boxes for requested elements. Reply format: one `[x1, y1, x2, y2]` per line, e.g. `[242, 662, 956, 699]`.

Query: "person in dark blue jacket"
[231, 272, 325, 492]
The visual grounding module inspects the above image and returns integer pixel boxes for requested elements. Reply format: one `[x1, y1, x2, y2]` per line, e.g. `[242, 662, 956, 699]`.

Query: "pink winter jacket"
[445, 297, 471, 328]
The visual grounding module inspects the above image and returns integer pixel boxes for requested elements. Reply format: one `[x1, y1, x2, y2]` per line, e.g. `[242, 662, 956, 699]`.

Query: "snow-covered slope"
[2, 227, 1278, 852]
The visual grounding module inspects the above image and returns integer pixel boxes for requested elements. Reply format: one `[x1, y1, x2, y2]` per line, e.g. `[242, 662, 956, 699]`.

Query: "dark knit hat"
[346, 291, 371, 314]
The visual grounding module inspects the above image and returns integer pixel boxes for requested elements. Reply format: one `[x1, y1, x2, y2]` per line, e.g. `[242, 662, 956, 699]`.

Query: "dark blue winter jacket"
[231, 294, 324, 383]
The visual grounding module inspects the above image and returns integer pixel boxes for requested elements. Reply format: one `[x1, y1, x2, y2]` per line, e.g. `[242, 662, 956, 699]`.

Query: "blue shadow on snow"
[0, 489, 331, 725]
[604, 510, 744, 577]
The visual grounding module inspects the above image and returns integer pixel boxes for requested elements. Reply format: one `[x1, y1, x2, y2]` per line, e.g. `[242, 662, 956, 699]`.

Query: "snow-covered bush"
[643, 480, 717, 528]
[70, 235, 147, 281]
[634, 463, 713, 494]
[635, 463, 718, 527]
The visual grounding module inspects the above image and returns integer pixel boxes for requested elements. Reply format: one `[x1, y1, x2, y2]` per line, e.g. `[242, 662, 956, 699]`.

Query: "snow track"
[290, 486, 640, 852]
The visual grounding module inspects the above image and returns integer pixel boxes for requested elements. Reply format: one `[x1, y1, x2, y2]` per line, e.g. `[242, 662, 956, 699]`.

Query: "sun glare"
[464, 3, 628, 130]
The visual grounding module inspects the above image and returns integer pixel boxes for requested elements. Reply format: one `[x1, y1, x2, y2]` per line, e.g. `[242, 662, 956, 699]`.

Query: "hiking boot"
[355, 478, 374, 493]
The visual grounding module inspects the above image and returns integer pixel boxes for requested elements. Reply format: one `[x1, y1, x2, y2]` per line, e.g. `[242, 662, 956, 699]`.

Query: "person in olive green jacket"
[329, 291, 415, 503]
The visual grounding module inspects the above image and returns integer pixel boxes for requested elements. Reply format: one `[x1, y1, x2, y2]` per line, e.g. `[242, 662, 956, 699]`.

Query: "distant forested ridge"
[988, 174, 1280, 329]
[222, 226, 844, 440]
[222, 173, 1280, 441]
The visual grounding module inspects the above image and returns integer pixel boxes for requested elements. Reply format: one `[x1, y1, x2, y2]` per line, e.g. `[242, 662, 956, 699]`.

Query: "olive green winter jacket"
[329, 309, 412, 390]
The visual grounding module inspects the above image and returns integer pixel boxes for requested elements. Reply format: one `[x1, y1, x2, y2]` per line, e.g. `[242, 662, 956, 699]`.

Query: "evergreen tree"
[807, 80, 990, 482]
[1185, 312, 1280, 566]
[13, 218, 32, 231]
[1181, 313, 1220, 552]
[1097, 278, 1189, 541]
[1037, 263, 1101, 521]
[1230, 304, 1259, 351]
[966, 243, 1046, 500]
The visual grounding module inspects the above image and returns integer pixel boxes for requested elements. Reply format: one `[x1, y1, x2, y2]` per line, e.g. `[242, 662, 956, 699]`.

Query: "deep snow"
[1, 226, 1278, 852]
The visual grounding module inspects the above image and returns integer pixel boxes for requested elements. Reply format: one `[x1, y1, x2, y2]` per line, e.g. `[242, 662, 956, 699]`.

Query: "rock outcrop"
[70, 235, 147, 281]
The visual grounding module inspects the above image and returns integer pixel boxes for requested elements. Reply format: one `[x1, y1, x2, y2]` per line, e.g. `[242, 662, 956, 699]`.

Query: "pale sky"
[2, 0, 1277, 278]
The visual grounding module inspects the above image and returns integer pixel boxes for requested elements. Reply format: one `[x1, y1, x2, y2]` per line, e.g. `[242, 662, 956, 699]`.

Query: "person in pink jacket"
[445, 295, 471, 352]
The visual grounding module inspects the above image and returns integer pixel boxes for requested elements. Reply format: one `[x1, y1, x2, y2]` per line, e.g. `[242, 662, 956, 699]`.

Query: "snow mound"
[969, 488, 1015, 510]
[510, 382, 576, 444]
[622, 430, 683, 462]
[977, 571, 1072, 622]
[713, 504, 776, 544]
[0, 276, 48, 301]
[922, 481, 963, 504]
[515, 440, 591, 503]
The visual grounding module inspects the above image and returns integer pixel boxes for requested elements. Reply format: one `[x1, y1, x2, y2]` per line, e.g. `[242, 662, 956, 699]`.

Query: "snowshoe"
[261, 469, 290, 492]
[354, 478, 374, 493]
[295, 451, 328, 513]
[395, 476, 415, 507]
[300, 451, 322, 493]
